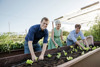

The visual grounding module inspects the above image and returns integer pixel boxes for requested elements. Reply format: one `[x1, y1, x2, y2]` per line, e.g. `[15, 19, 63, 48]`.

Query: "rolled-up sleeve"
[80, 31, 85, 40]
[28, 27, 35, 41]
[70, 32, 77, 43]
[43, 30, 48, 43]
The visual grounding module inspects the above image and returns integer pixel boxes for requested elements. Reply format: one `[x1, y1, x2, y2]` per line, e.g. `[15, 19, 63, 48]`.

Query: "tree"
[84, 16, 100, 41]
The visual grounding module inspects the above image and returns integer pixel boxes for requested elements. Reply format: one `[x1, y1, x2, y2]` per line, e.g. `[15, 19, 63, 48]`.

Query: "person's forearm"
[40, 43, 47, 56]
[61, 36, 64, 41]
[51, 38, 57, 46]
[76, 41, 85, 48]
[28, 41, 36, 57]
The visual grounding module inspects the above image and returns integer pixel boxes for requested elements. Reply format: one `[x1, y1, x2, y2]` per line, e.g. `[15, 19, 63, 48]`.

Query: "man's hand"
[28, 41, 37, 61]
[39, 54, 44, 60]
[32, 55, 38, 61]
[39, 43, 47, 60]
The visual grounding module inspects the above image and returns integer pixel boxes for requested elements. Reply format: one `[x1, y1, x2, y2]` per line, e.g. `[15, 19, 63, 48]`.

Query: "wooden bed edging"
[57, 48, 100, 67]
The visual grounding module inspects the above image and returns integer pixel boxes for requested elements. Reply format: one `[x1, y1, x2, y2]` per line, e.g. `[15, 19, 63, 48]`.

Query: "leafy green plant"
[71, 51, 73, 54]
[56, 53, 61, 59]
[70, 46, 73, 48]
[75, 49, 78, 52]
[1, 44, 10, 52]
[72, 48, 75, 51]
[90, 46, 92, 48]
[63, 50, 67, 56]
[92, 46, 96, 50]
[77, 46, 79, 49]
[97, 46, 99, 48]
[81, 51, 85, 55]
[80, 47, 83, 50]
[26, 59, 33, 65]
[35, 57, 38, 61]
[84, 16, 100, 41]
[66, 56, 73, 60]
[84, 47, 89, 51]
[47, 54, 52, 58]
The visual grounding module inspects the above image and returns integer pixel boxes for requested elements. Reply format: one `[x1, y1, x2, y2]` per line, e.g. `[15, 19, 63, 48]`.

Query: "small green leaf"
[56, 52, 61, 59]
[81, 51, 84, 55]
[90, 46, 92, 48]
[70, 46, 73, 48]
[72, 48, 75, 51]
[66, 56, 73, 60]
[63, 50, 65, 53]
[80, 47, 82, 50]
[71, 51, 73, 54]
[47, 54, 52, 58]
[75, 49, 77, 52]
[64, 52, 67, 56]
[77, 46, 79, 49]
[26, 59, 33, 65]
[63, 50, 67, 56]
[92, 46, 96, 50]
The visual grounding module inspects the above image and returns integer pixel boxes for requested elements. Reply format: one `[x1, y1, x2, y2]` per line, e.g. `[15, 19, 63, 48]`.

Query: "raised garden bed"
[0, 42, 100, 67]
[14, 43, 100, 67]
[0, 42, 99, 67]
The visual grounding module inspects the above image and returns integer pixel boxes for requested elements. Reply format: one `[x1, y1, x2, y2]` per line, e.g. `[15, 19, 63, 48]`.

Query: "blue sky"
[0, 0, 98, 33]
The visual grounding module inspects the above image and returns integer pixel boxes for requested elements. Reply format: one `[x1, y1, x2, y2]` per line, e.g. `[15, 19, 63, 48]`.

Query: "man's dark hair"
[41, 17, 49, 22]
[75, 24, 81, 29]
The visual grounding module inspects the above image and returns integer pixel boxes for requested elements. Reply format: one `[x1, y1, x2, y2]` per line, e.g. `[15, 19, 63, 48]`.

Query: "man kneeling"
[24, 17, 49, 61]
[66, 24, 93, 49]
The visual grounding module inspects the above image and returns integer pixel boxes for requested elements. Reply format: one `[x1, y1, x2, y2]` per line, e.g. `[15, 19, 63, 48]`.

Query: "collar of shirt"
[38, 25, 45, 32]
[74, 30, 80, 34]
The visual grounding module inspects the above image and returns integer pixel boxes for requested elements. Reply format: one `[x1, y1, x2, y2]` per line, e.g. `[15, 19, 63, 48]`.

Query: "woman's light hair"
[54, 20, 61, 25]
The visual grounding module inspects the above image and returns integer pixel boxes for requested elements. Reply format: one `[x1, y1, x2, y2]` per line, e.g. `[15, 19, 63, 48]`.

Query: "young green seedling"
[56, 53, 61, 59]
[66, 56, 73, 60]
[90, 46, 92, 48]
[72, 48, 75, 51]
[35, 57, 38, 61]
[71, 51, 73, 54]
[56, 55, 61, 59]
[70, 46, 73, 48]
[26, 59, 33, 65]
[81, 51, 85, 55]
[77, 46, 79, 49]
[75, 49, 78, 52]
[92, 46, 96, 50]
[47, 54, 52, 58]
[97, 46, 99, 48]
[57, 53, 61, 55]
[80, 47, 83, 50]
[63, 50, 66, 53]
[63, 50, 67, 56]
[84, 47, 89, 51]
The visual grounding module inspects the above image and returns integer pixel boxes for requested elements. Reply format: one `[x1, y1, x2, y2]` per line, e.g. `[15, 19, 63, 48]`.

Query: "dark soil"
[0, 49, 24, 58]
[12, 45, 100, 67]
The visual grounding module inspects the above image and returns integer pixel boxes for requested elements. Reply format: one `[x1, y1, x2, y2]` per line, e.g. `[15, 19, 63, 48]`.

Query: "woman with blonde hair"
[48, 20, 64, 49]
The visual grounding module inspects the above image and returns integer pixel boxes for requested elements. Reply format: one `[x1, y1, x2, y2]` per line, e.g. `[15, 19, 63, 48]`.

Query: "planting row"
[14, 45, 100, 67]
